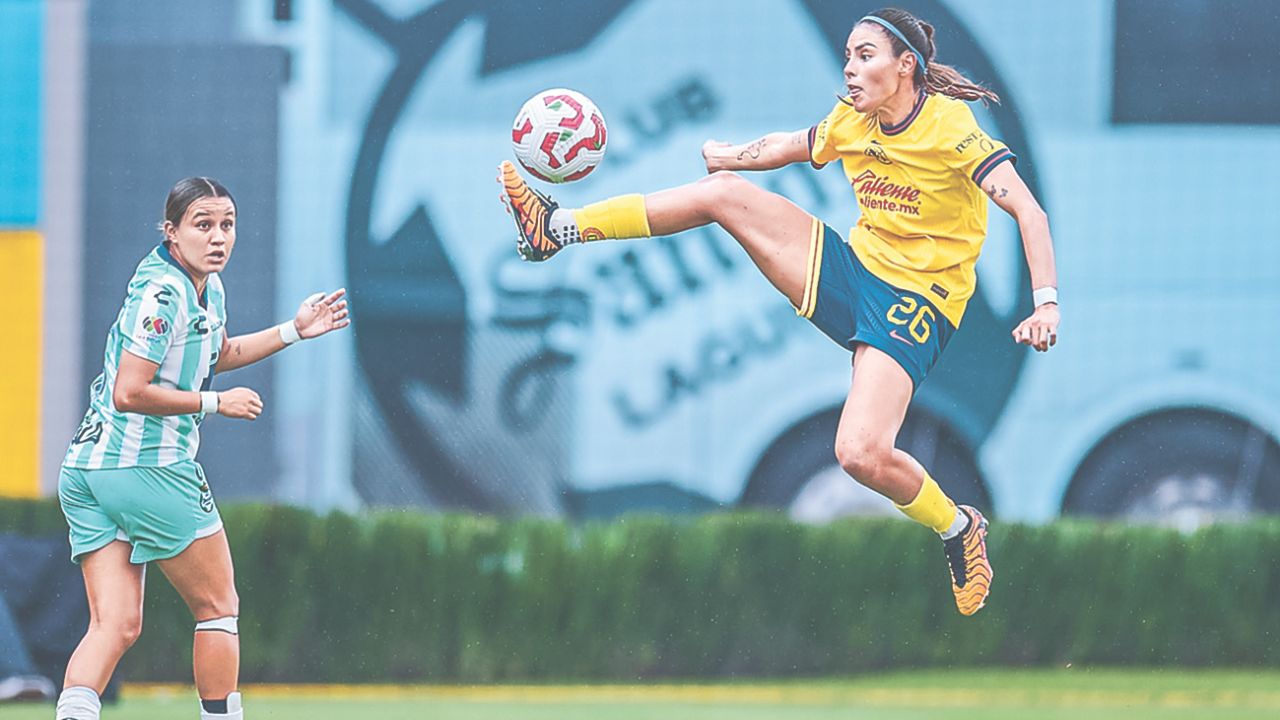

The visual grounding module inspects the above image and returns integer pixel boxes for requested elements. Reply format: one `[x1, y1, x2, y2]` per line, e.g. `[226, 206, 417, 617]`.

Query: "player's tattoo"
[985, 184, 1009, 200]
[738, 138, 766, 161]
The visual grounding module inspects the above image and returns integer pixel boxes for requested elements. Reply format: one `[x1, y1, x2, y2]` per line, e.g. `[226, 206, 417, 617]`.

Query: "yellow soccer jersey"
[808, 92, 1015, 326]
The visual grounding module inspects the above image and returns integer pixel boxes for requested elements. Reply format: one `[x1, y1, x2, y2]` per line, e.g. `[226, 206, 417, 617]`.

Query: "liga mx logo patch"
[141, 315, 170, 340]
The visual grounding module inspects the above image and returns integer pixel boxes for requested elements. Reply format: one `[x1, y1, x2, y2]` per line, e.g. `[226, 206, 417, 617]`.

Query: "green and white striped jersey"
[64, 244, 227, 469]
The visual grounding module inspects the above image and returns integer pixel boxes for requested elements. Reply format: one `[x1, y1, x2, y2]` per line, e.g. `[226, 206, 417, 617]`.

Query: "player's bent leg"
[835, 345, 928, 505]
[155, 530, 242, 718]
[60, 540, 144, 708]
[835, 344, 991, 615]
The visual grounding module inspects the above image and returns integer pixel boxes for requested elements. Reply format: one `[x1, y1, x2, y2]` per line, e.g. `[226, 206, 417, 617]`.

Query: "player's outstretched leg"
[498, 163, 813, 313]
[499, 160, 653, 262]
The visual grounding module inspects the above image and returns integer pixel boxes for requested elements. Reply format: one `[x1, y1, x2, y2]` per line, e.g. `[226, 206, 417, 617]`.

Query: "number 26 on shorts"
[886, 296, 935, 343]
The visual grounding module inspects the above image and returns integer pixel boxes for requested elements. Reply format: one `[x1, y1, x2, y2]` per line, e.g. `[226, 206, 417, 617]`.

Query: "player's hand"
[1012, 303, 1059, 352]
[702, 140, 732, 173]
[293, 288, 350, 339]
[217, 387, 263, 420]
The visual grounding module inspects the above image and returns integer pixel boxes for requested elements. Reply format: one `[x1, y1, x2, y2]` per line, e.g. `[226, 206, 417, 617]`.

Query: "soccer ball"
[511, 88, 607, 183]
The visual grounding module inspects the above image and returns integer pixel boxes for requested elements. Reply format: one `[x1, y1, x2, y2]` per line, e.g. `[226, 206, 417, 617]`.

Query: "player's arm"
[216, 326, 288, 374]
[215, 288, 350, 373]
[113, 351, 262, 419]
[981, 161, 1059, 352]
[702, 129, 812, 173]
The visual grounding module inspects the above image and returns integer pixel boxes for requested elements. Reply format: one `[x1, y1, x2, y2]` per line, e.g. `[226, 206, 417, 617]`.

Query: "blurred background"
[8, 0, 1280, 526]
[2, 0, 1280, 716]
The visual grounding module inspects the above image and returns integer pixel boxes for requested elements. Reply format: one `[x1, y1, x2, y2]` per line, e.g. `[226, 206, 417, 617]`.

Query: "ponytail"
[923, 61, 1000, 104]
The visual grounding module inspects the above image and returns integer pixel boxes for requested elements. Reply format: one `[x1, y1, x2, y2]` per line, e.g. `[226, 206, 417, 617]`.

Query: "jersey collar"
[157, 242, 209, 308]
[879, 91, 927, 136]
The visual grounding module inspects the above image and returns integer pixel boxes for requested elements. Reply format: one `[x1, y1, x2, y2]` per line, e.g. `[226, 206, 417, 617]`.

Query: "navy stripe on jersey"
[807, 125, 827, 170]
[972, 148, 1017, 185]
[880, 92, 927, 135]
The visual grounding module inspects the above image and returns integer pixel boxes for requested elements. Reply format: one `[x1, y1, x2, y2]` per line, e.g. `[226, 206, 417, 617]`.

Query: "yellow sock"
[895, 472, 958, 533]
[572, 194, 651, 241]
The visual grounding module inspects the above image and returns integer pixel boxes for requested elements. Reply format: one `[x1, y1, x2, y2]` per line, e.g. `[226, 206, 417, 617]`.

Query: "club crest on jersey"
[864, 141, 892, 165]
[140, 316, 170, 339]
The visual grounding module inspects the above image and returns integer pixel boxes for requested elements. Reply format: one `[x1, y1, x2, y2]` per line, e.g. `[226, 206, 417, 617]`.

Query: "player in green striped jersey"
[56, 178, 349, 720]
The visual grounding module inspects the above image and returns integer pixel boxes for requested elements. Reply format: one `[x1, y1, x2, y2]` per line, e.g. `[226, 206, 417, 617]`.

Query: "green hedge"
[4, 499, 1279, 681]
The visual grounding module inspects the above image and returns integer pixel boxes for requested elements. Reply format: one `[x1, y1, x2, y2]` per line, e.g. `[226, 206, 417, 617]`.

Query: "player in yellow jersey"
[499, 7, 1059, 616]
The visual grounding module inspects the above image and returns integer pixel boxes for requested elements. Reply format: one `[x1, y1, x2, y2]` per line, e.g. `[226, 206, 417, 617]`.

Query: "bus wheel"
[1064, 408, 1280, 529]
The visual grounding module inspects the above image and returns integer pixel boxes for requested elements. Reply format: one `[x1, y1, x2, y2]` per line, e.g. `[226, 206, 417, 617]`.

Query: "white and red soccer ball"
[511, 88, 607, 183]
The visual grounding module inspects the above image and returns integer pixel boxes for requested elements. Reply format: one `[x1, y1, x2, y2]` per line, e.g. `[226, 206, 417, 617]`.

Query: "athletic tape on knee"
[194, 615, 238, 634]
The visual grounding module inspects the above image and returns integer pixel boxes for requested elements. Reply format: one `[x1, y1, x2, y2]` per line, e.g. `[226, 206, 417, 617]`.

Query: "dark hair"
[857, 8, 1000, 104]
[160, 177, 236, 234]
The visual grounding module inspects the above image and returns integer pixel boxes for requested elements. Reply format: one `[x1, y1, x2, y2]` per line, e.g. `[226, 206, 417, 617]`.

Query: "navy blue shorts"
[794, 219, 955, 389]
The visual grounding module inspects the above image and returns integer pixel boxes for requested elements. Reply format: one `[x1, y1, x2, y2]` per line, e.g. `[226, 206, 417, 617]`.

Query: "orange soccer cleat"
[498, 161, 564, 262]
[942, 505, 992, 616]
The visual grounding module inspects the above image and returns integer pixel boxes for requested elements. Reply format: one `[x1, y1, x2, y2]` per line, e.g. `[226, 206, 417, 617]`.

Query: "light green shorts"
[58, 460, 223, 564]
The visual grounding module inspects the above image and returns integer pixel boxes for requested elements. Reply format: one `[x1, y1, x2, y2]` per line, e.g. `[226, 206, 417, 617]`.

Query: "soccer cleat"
[498, 160, 563, 262]
[942, 505, 992, 616]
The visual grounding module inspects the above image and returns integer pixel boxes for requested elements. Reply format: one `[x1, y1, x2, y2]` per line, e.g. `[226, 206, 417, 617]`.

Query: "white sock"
[200, 691, 244, 720]
[56, 686, 101, 720]
[547, 209, 582, 245]
[939, 507, 969, 540]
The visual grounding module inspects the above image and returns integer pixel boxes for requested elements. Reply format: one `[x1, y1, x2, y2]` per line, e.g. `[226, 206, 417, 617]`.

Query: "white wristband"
[200, 391, 219, 415]
[278, 320, 302, 346]
[1033, 287, 1058, 307]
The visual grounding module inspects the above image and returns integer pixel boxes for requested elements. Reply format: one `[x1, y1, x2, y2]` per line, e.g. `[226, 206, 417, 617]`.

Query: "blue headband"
[859, 15, 928, 77]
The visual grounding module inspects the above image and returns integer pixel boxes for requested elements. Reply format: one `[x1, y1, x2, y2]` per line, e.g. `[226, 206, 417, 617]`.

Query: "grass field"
[7, 670, 1279, 719]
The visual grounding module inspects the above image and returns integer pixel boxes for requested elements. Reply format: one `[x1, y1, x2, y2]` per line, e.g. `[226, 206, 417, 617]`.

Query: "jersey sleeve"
[119, 280, 182, 365]
[807, 101, 848, 169]
[944, 102, 1017, 187]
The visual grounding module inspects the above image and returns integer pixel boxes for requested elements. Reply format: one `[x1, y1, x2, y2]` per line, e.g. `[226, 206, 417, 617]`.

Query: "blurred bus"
[62, 0, 1280, 525]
